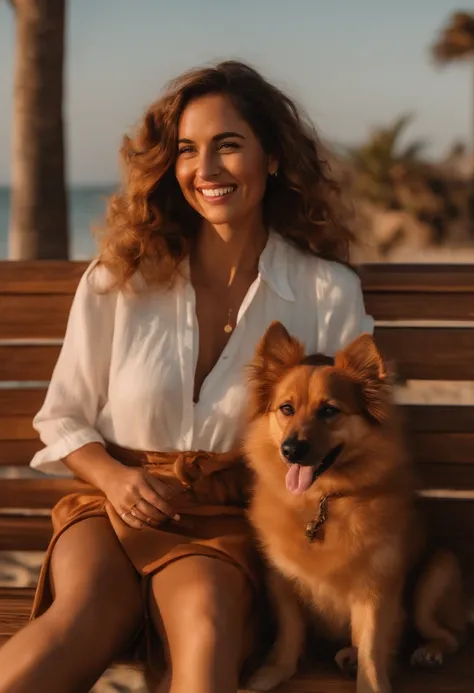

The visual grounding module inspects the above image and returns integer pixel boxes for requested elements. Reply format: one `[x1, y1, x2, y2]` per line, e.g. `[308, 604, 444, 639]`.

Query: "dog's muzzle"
[312, 444, 345, 481]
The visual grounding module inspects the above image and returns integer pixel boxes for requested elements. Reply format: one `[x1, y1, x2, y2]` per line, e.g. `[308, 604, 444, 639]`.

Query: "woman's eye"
[178, 146, 195, 156]
[218, 141, 240, 151]
[319, 404, 340, 420]
[279, 403, 295, 417]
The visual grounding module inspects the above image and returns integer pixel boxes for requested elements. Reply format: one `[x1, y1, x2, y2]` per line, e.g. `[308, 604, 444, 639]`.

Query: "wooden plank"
[411, 433, 474, 465]
[0, 515, 52, 550]
[418, 464, 474, 490]
[1, 328, 472, 382]
[0, 390, 46, 417]
[0, 588, 35, 642]
[0, 344, 61, 381]
[1, 328, 474, 383]
[360, 264, 474, 292]
[0, 261, 87, 293]
[0, 402, 470, 440]
[404, 405, 474, 433]
[0, 295, 73, 339]
[375, 327, 474, 380]
[2, 262, 474, 296]
[0, 478, 95, 508]
[366, 291, 474, 321]
[0, 418, 37, 441]
[0, 440, 43, 466]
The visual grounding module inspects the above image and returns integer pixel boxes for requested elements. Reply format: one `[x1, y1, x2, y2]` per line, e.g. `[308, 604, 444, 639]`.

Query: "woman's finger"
[134, 499, 169, 524]
[119, 509, 144, 530]
[130, 503, 165, 528]
[139, 478, 180, 520]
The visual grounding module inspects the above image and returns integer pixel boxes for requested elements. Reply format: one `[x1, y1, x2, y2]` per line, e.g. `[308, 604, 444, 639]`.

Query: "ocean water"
[0, 186, 113, 260]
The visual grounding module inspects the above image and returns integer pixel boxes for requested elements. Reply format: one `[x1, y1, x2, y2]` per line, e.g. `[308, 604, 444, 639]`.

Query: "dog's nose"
[281, 437, 310, 463]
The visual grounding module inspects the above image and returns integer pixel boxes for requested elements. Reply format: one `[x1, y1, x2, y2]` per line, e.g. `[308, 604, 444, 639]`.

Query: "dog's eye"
[318, 404, 340, 420]
[279, 403, 295, 417]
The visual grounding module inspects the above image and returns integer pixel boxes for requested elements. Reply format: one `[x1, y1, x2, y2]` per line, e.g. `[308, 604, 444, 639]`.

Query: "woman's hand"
[101, 465, 181, 530]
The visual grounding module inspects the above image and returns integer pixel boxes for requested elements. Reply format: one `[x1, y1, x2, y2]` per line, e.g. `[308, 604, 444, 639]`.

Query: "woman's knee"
[150, 557, 252, 639]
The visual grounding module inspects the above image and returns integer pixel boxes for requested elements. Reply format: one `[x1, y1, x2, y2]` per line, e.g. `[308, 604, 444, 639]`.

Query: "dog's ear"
[335, 334, 390, 423]
[335, 334, 387, 381]
[247, 322, 305, 418]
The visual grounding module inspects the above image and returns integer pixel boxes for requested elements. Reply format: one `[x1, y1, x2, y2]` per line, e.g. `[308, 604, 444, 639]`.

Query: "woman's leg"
[0, 517, 143, 693]
[149, 555, 254, 693]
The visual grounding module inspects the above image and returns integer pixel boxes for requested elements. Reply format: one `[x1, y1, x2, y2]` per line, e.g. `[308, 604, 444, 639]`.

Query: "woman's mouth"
[197, 185, 237, 203]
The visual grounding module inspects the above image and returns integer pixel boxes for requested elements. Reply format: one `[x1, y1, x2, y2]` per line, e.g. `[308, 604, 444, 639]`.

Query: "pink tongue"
[285, 464, 315, 495]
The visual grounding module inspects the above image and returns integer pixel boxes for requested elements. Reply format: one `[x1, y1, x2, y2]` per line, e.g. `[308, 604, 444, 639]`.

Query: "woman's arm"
[31, 262, 116, 475]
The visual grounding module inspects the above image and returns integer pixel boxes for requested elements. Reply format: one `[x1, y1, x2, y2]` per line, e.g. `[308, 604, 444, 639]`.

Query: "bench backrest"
[1, 261, 473, 583]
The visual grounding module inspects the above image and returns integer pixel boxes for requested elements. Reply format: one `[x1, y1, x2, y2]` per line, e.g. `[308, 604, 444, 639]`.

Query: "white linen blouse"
[31, 232, 374, 476]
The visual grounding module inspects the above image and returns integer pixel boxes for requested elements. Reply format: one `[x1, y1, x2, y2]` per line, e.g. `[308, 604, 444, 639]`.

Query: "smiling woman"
[0, 60, 373, 693]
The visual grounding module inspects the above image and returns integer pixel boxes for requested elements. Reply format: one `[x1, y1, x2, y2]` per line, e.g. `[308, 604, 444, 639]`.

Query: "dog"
[243, 322, 466, 693]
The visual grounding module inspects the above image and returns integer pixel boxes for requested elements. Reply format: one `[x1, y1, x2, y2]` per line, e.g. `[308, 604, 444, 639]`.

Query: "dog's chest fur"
[251, 485, 408, 634]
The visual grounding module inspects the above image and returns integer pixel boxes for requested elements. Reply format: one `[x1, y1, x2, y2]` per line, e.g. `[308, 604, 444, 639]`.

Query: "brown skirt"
[30, 443, 270, 678]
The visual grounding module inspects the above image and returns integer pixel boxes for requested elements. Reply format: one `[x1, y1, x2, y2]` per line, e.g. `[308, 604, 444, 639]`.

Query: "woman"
[0, 61, 373, 693]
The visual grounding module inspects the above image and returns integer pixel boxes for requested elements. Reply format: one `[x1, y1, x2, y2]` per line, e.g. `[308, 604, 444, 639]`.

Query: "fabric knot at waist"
[106, 442, 242, 484]
[104, 442, 250, 511]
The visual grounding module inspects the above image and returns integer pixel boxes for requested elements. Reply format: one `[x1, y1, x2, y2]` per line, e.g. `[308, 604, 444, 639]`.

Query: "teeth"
[200, 187, 235, 198]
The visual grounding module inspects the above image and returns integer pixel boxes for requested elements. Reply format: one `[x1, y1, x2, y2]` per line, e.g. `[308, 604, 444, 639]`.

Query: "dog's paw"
[410, 643, 444, 668]
[245, 661, 297, 691]
[335, 646, 358, 678]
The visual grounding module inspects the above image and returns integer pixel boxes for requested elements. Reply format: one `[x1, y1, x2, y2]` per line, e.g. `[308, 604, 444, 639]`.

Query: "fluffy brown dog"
[244, 322, 466, 693]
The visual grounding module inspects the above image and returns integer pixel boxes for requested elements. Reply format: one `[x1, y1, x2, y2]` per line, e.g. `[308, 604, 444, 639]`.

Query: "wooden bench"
[0, 261, 473, 691]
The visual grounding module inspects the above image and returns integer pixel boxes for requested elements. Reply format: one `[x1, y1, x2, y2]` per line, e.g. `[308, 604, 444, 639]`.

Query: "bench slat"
[0, 390, 46, 417]
[0, 344, 60, 381]
[0, 440, 43, 466]
[366, 292, 474, 321]
[0, 401, 472, 433]
[2, 328, 474, 381]
[376, 327, 474, 380]
[0, 588, 35, 643]
[2, 262, 474, 294]
[359, 264, 474, 292]
[0, 478, 94, 508]
[0, 262, 87, 294]
[0, 295, 74, 340]
[0, 515, 52, 550]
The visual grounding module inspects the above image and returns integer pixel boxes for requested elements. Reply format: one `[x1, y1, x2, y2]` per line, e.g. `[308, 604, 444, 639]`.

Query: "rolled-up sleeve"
[30, 262, 117, 475]
[316, 261, 374, 356]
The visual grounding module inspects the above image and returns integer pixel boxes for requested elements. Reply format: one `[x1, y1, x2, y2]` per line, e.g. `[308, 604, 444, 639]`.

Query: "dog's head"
[246, 322, 396, 495]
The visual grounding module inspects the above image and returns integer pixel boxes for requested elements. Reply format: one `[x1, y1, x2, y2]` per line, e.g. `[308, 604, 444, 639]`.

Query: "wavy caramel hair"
[96, 60, 354, 288]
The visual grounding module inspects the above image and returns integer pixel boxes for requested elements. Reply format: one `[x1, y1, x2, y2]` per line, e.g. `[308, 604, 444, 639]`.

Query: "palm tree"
[7, 0, 69, 259]
[347, 114, 425, 207]
[432, 12, 474, 152]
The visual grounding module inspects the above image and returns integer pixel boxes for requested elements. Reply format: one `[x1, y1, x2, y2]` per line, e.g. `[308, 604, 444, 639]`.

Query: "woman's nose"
[197, 149, 220, 179]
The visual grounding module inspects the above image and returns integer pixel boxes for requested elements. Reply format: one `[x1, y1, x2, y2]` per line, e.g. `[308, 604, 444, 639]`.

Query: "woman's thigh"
[148, 555, 255, 690]
[49, 516, 143, 641]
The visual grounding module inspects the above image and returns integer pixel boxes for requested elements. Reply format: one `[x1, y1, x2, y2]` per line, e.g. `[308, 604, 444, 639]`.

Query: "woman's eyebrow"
[178, 131, 246, 145]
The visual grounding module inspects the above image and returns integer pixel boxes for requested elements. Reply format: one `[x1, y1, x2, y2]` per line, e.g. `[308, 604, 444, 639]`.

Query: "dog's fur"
[244, 322, 466, 693]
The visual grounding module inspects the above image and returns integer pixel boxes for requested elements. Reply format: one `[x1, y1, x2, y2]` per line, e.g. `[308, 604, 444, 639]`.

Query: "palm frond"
[432, 11, 474, 63]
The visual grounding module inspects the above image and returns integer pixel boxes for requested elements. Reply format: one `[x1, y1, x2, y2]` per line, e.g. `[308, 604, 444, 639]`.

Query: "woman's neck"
[192, 217, 268, 289]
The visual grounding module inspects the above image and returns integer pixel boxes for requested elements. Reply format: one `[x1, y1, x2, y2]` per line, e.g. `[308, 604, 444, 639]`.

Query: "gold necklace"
[224, 307, 233, 334]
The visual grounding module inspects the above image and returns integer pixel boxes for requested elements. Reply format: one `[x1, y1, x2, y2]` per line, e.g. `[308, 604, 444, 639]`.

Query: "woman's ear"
[268, 156, 279, 176]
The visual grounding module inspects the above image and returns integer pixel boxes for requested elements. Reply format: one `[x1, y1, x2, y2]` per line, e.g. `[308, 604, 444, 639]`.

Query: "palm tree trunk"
[8, 0, 69, 259]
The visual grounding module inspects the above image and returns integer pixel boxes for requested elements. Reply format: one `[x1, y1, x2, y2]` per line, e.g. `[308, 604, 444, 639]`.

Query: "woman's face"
[175, 94, 276, 228]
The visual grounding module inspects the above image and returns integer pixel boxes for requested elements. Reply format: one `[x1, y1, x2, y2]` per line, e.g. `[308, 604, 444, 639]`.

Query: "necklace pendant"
[224, 323, 233, 334]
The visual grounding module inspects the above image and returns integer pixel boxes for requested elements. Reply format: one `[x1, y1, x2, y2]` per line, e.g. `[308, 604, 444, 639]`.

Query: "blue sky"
[0, 0, 472, 184]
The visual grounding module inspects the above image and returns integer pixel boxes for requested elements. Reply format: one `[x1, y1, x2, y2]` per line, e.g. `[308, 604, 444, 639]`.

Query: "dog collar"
[305, 492, 340, 542]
